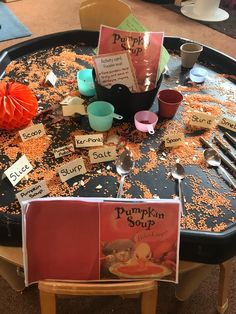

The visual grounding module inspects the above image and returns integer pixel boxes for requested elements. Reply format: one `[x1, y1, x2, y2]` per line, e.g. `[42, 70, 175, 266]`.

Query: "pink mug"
[157, 89, 183, 118]
[134, 111, 158, 134]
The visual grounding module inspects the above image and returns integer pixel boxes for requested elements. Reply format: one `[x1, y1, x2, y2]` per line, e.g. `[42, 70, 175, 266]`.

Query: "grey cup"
[180, 42, 203, 68]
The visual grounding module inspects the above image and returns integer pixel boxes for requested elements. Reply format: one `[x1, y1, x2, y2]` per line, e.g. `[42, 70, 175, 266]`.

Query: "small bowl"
[134, 111, 158, 134]
[189, 68, 208, 83]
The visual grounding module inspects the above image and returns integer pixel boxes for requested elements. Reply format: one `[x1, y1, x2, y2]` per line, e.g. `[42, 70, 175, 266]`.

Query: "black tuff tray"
[0, 30, 236, 263]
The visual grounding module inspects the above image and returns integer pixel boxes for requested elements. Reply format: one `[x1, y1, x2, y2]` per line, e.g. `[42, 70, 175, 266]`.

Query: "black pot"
[93, 71, 163, 121]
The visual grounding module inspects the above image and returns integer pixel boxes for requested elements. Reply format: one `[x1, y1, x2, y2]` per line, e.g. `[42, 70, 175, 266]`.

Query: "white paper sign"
[68, 96, 84, 106]
[45, 70, 57, 86]
[19, 123, 46, 142]
[62, 104, 86, 116]
[218, 116, 236, 132]
[93, 51, 139, 92]
[60, 95, 75, 105]
[58, 158, 87, 183]
[60, 96, 84, 106]
[4, 155, 33, 186]
[16, 180, 49, 203]
[89, 146, 117, 164]
[75, 134, 103, 148]
[53, 144, 75, 158]
[163, 133, 185, 147]
[189, 112, 216, 129]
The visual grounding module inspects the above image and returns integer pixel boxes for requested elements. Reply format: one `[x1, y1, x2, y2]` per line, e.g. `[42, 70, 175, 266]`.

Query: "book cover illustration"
[117, 14, 170, 81]
[22, 198, 180, 285]
[100, 200, 180, 283]
[97, 26, 164, 92]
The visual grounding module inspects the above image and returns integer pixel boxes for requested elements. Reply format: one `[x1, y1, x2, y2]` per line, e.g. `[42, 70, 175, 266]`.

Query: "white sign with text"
[75, 134, 103, 148]
[62, 104, 86, 116]
[19, 123, 46, 142]
[53, 143, 75, 159]
[163, 133, 185, 147]
[4, 155, 33, 186]
[58, 158, 87, 183]
[218, 116, 236, 133]
[89, 146, 117, 164]
[16, 180, 49, 203]
[189, 112, 216, 129]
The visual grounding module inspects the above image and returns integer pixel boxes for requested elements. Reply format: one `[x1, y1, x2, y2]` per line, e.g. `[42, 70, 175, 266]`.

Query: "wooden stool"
[0, 246, 24, 291]
[0, 246, 234, 313]
[38, 280, 158, 314]
[79, 0, 132, 31]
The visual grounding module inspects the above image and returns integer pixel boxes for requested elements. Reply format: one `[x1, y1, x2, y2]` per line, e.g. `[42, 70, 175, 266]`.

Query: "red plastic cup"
[157, 89, 183, 118]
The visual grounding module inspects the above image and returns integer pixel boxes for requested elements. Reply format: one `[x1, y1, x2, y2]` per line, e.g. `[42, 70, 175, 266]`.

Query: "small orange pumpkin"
[0, 81, 38, 130]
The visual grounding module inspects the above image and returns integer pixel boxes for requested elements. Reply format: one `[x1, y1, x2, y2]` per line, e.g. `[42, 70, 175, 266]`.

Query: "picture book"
[97, 26, 164, 92]
[22, 197, 180, 285]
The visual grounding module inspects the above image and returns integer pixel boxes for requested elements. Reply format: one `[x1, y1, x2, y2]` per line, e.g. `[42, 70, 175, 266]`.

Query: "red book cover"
[23, 198, 100, 285]
[100, 200, 180, 283]
[23, 198, 180, 285]
[97, 26, 164, 92]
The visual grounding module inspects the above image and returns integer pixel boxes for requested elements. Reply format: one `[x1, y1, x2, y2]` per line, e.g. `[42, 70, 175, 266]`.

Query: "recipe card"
[117, 14, 170, 82]
[93, 51, 139, 92]
[97, 26, 164, 91]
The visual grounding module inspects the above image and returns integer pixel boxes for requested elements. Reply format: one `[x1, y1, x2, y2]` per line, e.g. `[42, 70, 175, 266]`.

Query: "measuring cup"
[134, 111, 158, 134]
[77, 69, 96, 97]
[87, 101, 123, 132]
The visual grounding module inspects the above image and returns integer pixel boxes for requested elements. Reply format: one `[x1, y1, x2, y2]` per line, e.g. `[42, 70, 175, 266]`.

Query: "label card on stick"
[53, 144, 75, 159]
[60, 95, 74, 105]
[62, 104, 86, 116]
[60, 96, 84, 106]
[93, 51, 139, 92]
[117, 14, 170, 82]
[19, 123, 46, 142]
[4, 155, 33, 186]
[68, 97, 84, 106]
[75, 134, 103, 148]
[163, 133, 185, 147]
[58, 158, 87, 183]
[218, 116, 236, 133]
[89, 146, 117, 164]
[189, 112, 216, 129]
[45, 71, 57, 87]
[16, 180, 49, 203]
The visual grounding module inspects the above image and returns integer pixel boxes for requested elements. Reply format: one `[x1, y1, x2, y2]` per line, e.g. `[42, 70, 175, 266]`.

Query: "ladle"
[116, 149, 135, 198]
[171, 163, 186, 216]
[204, 148, 236, 189]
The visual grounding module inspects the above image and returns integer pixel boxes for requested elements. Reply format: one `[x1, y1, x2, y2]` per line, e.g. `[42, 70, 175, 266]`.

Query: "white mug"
[193, 0, 220, 17]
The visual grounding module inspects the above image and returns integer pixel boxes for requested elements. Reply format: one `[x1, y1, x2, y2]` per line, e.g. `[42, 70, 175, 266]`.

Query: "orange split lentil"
[0, 45, 235, 233]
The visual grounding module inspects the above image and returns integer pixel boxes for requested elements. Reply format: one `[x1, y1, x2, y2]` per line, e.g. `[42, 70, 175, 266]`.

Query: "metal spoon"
[204, 148, 236, 189]
[171, 163, 186, 216]
[116, 149, 135, 198]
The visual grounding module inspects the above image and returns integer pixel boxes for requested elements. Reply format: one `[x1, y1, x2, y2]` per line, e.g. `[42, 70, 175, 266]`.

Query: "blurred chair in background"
[79, 0, 132, 31]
